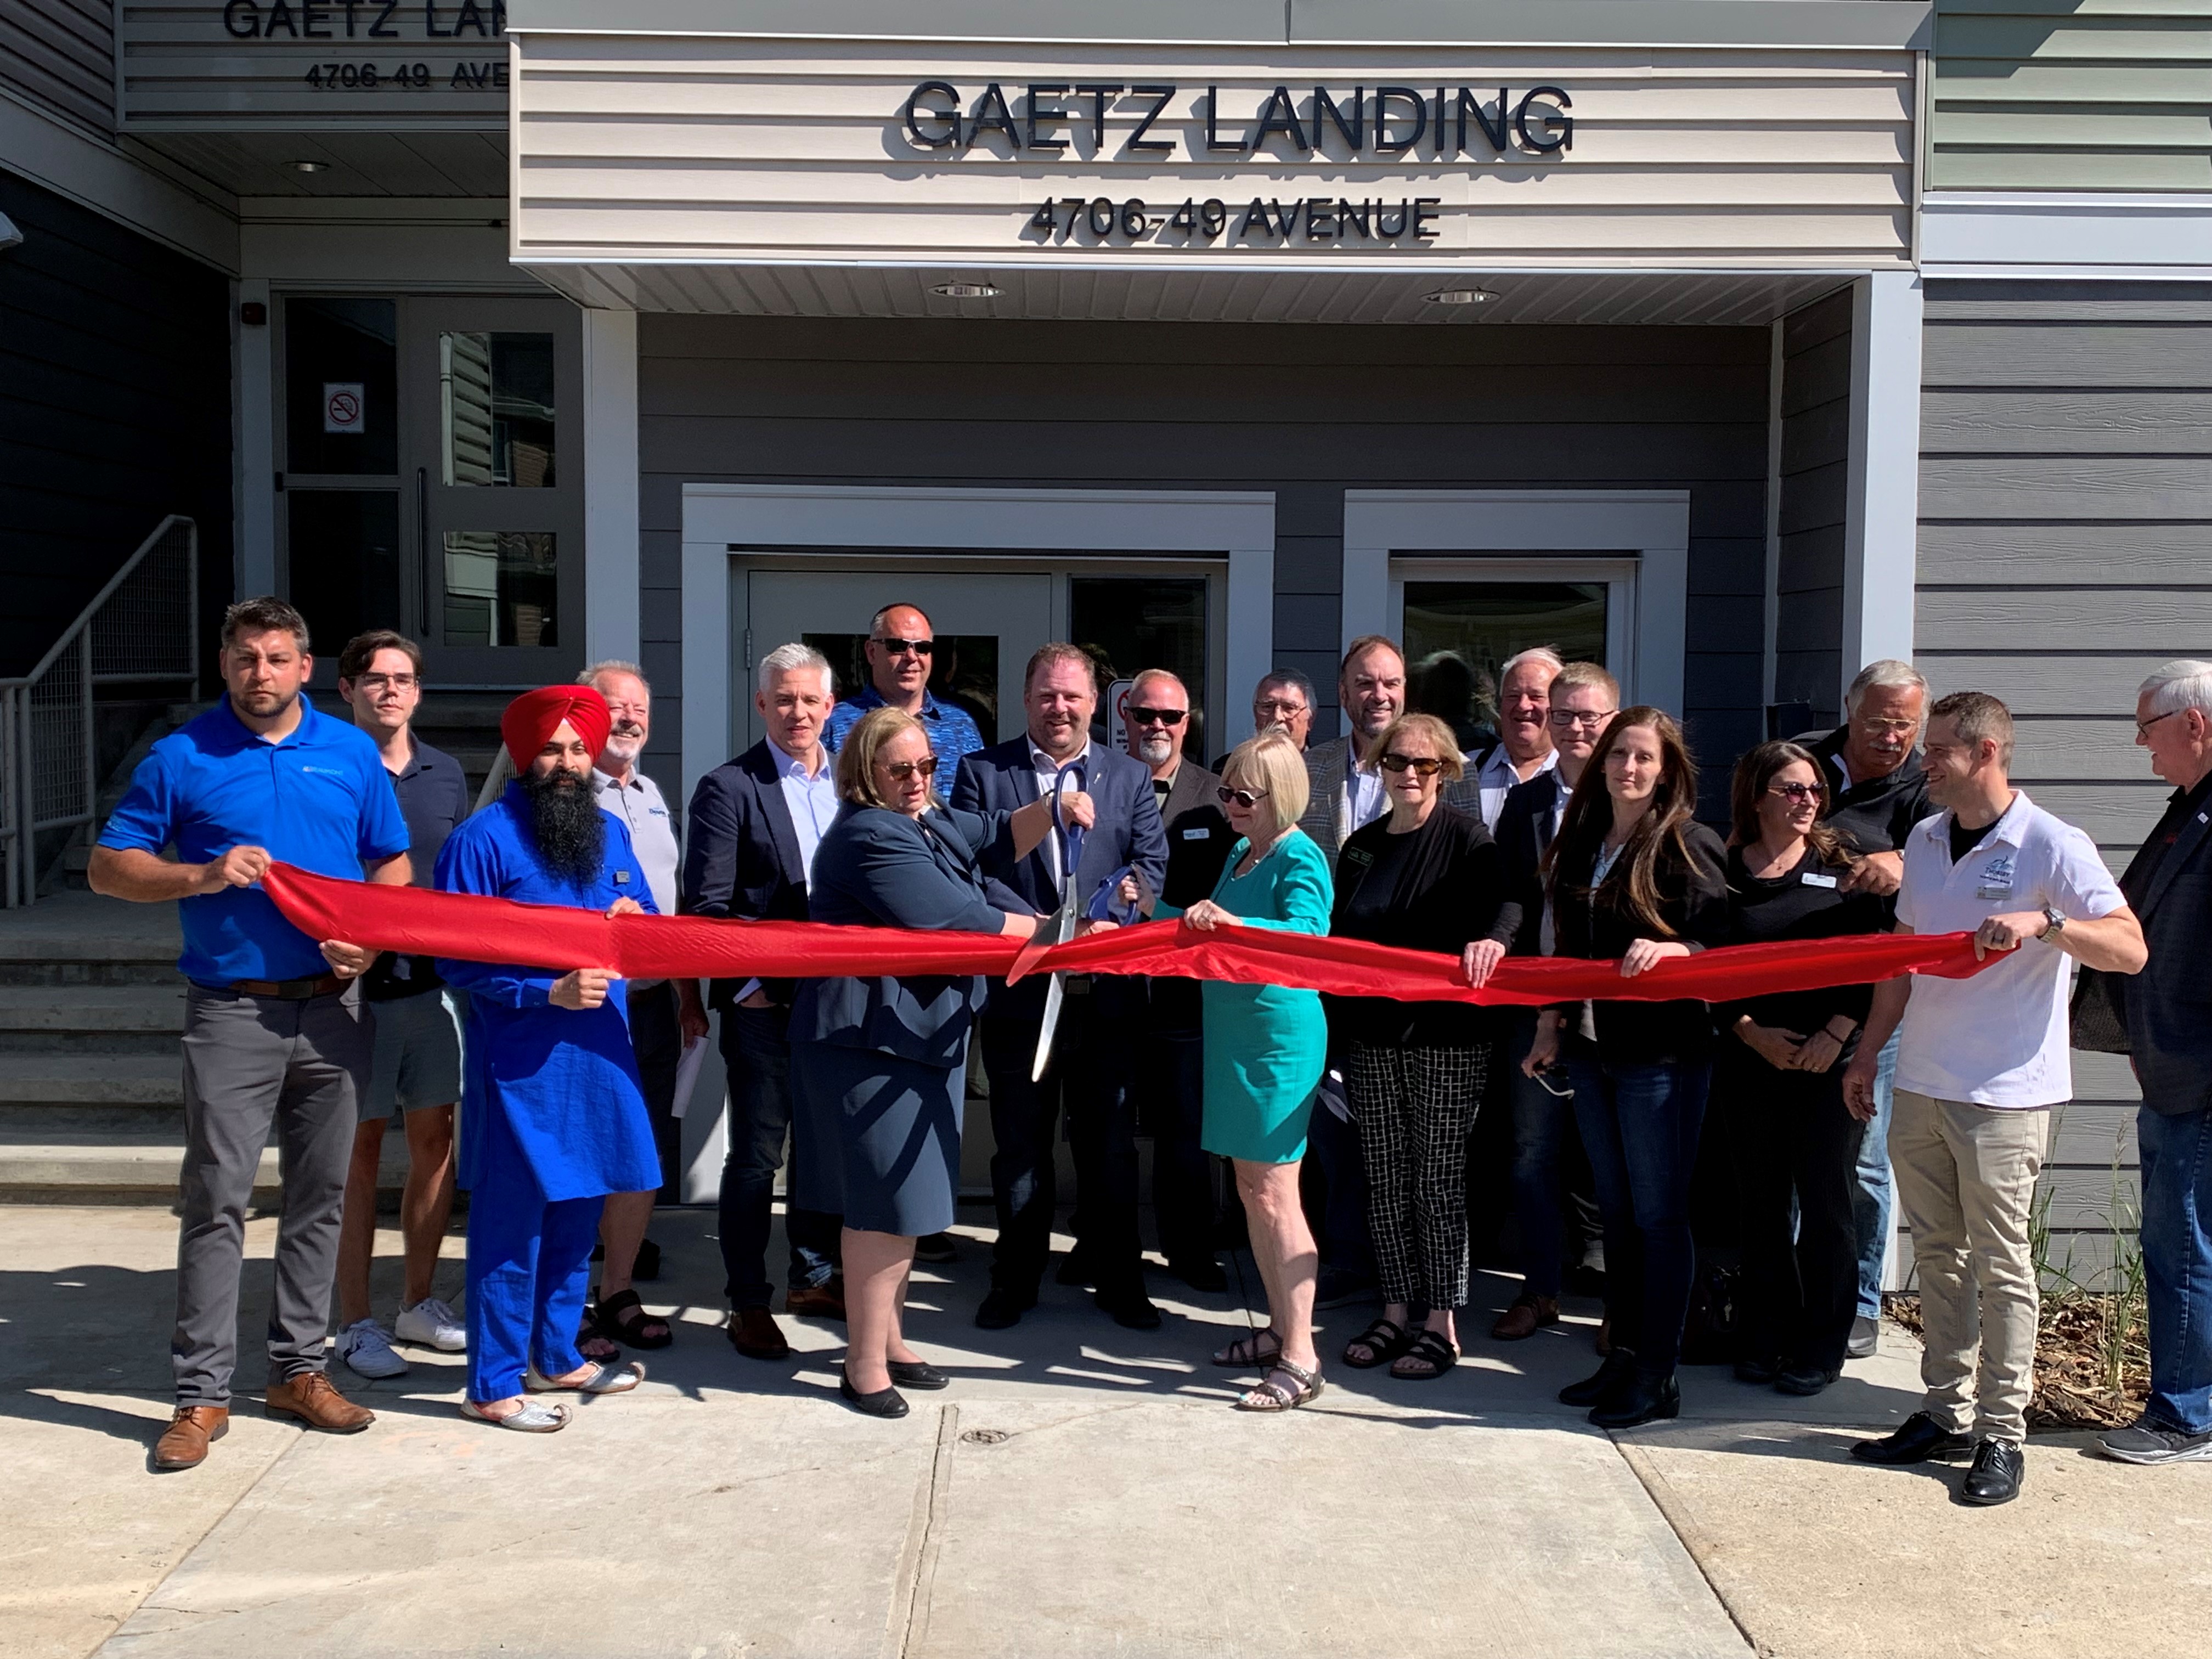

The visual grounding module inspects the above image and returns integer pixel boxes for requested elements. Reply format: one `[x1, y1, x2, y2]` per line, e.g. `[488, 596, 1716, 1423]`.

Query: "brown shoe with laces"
[727, 1305, 792, 1361]
[785, 1277, 847, 1321]
[153, 1404, 229, 1471]
[265, 1370, 375, 1433]
[1490, 1295, 1561, 1342]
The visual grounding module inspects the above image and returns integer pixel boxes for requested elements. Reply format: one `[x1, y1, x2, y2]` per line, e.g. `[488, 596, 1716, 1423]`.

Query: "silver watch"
[2038, 905, 2067, 940]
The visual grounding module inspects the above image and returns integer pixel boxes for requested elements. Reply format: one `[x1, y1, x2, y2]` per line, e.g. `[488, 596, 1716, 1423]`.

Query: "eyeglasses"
[1548, 708, 1615, 729]
[1216, 785, 1269, 809]
[1378, 753, 1444, 776]
[1254, 697, 1308, 717]
[1854, 716, 1920, 737]
[1128, 706, 1187, 727]
[354, 673, 418, 692]
[873, 637, 934, 657]
[1767, 782, 1823, 804]
[883, 755, 940, 781]
[2137, 710, 2179, 740]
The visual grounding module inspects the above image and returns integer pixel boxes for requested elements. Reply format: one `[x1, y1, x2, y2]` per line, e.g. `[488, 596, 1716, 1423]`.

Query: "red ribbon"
[263, 863, 1995, 1007]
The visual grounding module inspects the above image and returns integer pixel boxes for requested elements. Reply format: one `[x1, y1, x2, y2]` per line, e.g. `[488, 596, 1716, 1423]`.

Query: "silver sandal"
[1235, 1357, 1325, 1413]
[1211, 1328, 1283, 1369]
[527, 1359, 645, 1395]
[461, 1397, 571, 1432]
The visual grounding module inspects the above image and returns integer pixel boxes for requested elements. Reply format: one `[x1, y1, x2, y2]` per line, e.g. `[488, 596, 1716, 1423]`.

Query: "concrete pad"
[1616, 1419, 2212, 1659]
[912, 1398, 1748, 1659]
[0, 1390, 297, 1659]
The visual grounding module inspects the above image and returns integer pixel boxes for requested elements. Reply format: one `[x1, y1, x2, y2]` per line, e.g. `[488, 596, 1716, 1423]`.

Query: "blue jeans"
[1510, 1011, 1578, 1300]
[718, 1004, 839, 1309]
[1851, 1031, 1900, 1318]
[1566, 1045, 1713, 1375]
[2139, 1103, 2212, 1435]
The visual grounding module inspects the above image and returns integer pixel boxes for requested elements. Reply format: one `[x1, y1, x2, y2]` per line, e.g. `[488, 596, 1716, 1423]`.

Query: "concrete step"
[0, 1054, 183, 1109]
[0, 984, 185, 1036]
[0, 1126, 416, 1203]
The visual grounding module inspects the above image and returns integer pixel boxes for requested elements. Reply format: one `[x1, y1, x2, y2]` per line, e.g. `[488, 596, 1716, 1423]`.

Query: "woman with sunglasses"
[1120, 730, 1334, 1411]
[1326, 714, 1517, 1382]
[1716, 741, 1889, 1397]
[1529, 707, 1730, 1427]
[792, 706, 1098, 1418]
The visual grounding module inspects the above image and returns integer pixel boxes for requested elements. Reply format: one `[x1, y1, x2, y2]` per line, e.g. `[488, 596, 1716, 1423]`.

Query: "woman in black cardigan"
[1329, 713, 1519, 1381]
[1528, 707, 1730, 1428]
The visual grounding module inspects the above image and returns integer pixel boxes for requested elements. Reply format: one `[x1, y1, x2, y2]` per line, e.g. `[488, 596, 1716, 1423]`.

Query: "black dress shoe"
[838, 1369, 910, 1419]
[1590, 1369, 1680, 1429]
[1055, 1249, 1094, 1287]
[888, 1359, 950, 1391]
[1171, 1256, 1229, 1293]
[1097, 1287, 1163, 1331]
[1776, 1363, 1842, 1397]
[632, 1237, 662, 1282]
[1734, 1356, 1781, 1385]
[1852, 1410, 1974, 1465]
[1958, 1437, 2024, 1506]
[1559, 1348, 1638, 1408]
[974, 1287, 1034, 1330]
[914, 1232, 958, 1265]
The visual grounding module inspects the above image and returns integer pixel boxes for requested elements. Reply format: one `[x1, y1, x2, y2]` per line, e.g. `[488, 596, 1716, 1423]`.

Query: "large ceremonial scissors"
[1006, 758, 1087, 1082]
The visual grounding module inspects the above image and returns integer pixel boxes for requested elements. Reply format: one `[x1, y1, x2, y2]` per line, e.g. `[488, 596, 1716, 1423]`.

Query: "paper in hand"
[670, 1034, 710, 1120]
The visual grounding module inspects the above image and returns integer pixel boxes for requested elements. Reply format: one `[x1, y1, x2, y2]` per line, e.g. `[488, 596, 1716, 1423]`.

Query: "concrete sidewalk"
[3, 1204, 2206, 1659]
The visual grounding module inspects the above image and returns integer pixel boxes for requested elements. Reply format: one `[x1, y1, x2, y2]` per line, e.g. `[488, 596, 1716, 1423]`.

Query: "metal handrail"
[0, 516, 199, 907]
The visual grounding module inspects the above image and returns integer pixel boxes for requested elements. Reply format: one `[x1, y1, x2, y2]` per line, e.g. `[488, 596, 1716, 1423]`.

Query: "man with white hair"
[683, 643, 849, 1359]
[1468, 646, 1562, 829]
[2083, 660, 2212, 1465]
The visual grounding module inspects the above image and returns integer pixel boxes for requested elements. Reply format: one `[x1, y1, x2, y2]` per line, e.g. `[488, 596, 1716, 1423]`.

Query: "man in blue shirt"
[91, 597, 412, 1472]
[823, 601, 986, 761]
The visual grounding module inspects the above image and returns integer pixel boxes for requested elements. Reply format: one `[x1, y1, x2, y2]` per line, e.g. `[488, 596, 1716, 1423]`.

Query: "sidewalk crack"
[884, 1403, 958, 1659]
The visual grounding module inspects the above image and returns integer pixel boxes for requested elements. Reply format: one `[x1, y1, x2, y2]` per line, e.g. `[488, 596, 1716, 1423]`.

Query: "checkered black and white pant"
[1345, 1042, 1488, 1311]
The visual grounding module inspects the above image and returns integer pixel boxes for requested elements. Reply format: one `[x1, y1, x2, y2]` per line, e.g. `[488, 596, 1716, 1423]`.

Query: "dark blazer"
[2086, 776, 2212, 1114]
[681, 738, 815, 1012]
[1493, 768, 1568, 957]
[1147, 759, 1235, 1031]
[952, 737, 1170, 1018]
[791, 803, 1019, 1068]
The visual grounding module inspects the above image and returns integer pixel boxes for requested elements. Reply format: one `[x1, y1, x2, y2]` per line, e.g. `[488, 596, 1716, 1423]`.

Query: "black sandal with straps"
[1390, 1329, 1461, 1381]
[1236, 1357, 1325, 1412]
[1341, 1317, 1417, 1370]
[1211, 1328, 1283, 1369]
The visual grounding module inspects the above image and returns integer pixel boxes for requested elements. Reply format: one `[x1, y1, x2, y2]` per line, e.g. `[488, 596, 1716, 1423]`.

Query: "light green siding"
[1932, 2, 2212, 190]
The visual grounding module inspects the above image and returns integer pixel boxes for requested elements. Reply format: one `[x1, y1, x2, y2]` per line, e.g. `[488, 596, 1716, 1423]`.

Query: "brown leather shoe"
[153, 1404, 228, 1471]
[1490, 1295, 1561, 1342]
[727, 1305, 791, 1361]
[265, 1370, 375, 1433]
[785, 1276, 847, 1322]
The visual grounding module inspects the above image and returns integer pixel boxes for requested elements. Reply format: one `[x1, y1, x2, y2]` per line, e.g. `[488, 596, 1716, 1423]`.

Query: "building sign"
[119, 0, 509, 126]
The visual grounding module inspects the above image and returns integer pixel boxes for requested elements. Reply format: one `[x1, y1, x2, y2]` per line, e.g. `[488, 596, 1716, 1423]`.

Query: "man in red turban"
[500, 685, 612, 776]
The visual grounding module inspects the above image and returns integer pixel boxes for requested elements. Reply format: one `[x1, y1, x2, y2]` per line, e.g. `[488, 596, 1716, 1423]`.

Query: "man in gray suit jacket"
[2090, 659, 2212, 1466]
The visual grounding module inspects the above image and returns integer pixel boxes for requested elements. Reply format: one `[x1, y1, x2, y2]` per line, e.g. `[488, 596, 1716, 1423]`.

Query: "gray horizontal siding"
[0, 0, 112, 133]
[1774, 287, 1853, 724]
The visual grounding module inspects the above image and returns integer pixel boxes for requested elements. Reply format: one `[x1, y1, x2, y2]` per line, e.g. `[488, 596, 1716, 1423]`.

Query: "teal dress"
[1159, 827, 1334, 1164]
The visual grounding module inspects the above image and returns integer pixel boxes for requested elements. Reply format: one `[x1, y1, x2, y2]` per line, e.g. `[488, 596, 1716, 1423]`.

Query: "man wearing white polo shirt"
[1843, 691, 2145, 1506]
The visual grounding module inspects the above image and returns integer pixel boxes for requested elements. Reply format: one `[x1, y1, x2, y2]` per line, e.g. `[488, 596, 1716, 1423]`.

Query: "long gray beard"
[521, 769, 604, 887]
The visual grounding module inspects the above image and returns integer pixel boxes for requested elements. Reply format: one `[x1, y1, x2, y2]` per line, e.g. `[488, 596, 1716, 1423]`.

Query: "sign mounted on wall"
[321, 382, 365, 435]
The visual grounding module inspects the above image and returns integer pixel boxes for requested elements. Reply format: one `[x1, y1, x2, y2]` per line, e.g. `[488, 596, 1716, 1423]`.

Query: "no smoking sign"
[323, 382, 365, 435]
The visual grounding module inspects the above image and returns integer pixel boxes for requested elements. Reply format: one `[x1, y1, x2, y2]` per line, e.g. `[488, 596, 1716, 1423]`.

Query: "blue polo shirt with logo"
[98, 698, 410, 985]
[823, 685, 986, 760]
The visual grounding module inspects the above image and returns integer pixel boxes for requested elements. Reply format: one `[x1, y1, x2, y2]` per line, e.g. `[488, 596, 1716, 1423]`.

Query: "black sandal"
[592, 1288, 674, 1351]
[1390, 1329, 1460, 1381]
[1211, 1328, 1283, 1369]
[1236, 1357, 1325, 1412]
[1341, 1317, 1415, 1370]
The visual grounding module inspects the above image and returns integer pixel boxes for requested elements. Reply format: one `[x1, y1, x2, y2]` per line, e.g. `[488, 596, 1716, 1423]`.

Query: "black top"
[1718, 843, 1891, 1051]
[363, 736, 472, 1002]
[1327, 804, 1517, 1049]
[2125, 768, 2212, 907]
[1803, 725, 1932, 856]
[1148, 763, 1237, 1032]
[1550, 820, 1731, 1062]
[1948, 815, 1995, 867]
[1493, 768, 1568, 957]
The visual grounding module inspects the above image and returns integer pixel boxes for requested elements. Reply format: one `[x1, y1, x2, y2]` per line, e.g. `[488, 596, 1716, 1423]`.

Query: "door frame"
[680, 485, 1276, 802]
[1340, 489, 1691, 730]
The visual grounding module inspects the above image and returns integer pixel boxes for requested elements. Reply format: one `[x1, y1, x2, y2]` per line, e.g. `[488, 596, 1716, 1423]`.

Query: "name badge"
[1801, 871, 1838, 889]
[1342, 847, 1374, 870]
[1181, 826, 1211, 840]
[1976, 851, 2015, 902]
[613, 870, 631, 885]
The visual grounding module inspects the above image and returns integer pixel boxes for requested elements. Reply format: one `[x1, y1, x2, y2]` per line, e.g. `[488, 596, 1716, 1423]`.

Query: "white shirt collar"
[772, 741, 831, 782]
[1920, 789, 2030, 851]
[1030, 738, 1091, 772]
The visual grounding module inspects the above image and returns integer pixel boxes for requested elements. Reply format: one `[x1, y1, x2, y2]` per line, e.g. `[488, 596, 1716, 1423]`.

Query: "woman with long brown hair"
[1526, 707, 1729, 1427]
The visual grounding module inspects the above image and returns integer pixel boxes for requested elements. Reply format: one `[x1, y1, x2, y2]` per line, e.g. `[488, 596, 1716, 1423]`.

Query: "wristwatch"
[2038, 905, 2067, 940]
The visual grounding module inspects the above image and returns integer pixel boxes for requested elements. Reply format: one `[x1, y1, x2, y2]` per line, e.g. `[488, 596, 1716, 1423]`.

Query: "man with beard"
[431, 686, 663, 1430]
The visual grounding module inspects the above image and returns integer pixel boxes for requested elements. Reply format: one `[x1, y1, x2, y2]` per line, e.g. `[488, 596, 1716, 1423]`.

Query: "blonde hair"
[1222, 730, 1310, 838]
[1361, 713, 1465, 781]
[836, 706, 935, 810]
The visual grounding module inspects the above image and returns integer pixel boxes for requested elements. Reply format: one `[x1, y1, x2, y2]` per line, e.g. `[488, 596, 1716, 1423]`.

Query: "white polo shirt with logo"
[1894, 790, 2125, 1109]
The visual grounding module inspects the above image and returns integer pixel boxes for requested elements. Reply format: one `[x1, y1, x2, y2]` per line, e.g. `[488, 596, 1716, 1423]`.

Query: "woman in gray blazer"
[792, 706, 1096, 1418]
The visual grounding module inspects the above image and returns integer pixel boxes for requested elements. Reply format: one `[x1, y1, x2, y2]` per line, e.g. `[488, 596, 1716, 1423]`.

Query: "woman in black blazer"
[1328, 714, 1519, 1383]
[792, 706, 1091, 1419]
[1528, 707, 1730, 1429]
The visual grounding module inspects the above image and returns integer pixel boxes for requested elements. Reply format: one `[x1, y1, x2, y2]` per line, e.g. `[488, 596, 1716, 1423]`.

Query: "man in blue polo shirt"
[91, 597, 412, 1472]
[822, 601, 986, 760]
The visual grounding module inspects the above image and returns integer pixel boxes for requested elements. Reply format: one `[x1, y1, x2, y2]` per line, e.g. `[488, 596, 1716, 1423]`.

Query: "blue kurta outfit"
[1159, 828, 1334, 1164]
[435, 782, 663, 1400]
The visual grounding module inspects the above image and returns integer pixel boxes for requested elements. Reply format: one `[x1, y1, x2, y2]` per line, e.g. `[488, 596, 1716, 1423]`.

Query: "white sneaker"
[395, 1296, 467, 1353]
[336, 1318, 408, 1379]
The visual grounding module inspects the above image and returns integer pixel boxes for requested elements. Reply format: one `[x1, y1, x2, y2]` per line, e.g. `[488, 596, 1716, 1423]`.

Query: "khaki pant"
[1889, 1090, 2049, 1443]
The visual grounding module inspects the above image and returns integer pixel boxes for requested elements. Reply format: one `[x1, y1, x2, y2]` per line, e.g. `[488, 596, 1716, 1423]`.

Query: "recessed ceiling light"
[931, 281, 1001, 298]
[1423, 287, 1497, 306]
[289, 159, 329, 174]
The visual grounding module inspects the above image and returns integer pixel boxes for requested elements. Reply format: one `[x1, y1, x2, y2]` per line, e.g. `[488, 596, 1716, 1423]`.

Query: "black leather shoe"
[1734, 1356, 1781, 1385]
[1097, 1287, 1163, 1331]
[1958, 1437, 2025, 1506]
[1055, 1249, 1094, 1287]
[1776, 1364, 1841, 1397]
[1852, 1410, 1974, 1465]
[1171, 1256, 1229, 1294]
[838, 1369, 910, 1419]
[1590, 1369, 1680, 1429]
[1559, 1348, 1638, 1408]
[887, 1359, 950, 1391]
[974, 1287, 1035, 1330]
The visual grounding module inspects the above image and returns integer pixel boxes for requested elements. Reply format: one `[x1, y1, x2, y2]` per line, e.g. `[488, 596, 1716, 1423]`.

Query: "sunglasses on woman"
[1216, 785, 1269, 809]
[1767, 782, 1822, 803]
[1378, 753, 1443, 776]
[884, 755, 940, 781]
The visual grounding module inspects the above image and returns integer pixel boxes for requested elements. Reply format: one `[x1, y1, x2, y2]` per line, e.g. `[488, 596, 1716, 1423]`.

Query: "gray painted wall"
[1, 0, 112, 134]
[635, 314, 1772, 817]
[1775, 288, 1853, 727]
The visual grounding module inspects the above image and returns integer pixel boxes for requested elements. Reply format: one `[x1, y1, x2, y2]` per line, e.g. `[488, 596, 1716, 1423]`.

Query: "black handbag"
[2069, 967, 2132, 1056]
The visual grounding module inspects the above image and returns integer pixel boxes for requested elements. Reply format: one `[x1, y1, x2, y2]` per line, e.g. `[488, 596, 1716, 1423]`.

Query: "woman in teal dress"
[1126, 730, 1334, 1412]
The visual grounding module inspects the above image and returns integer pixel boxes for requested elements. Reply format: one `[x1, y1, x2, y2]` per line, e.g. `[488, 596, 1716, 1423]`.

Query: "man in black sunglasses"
[822, 602, 985, 764]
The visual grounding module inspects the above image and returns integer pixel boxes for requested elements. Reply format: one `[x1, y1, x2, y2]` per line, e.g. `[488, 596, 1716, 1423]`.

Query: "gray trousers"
[174, 984, 371, 1404]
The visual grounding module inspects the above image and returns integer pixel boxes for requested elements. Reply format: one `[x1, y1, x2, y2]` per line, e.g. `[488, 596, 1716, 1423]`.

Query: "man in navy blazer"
[681, 644, 847, 1362]
[952, 643, 1169, 1331]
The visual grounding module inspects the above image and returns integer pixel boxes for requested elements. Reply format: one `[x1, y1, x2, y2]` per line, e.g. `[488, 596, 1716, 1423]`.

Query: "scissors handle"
[1049, 758, 1087, 874]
